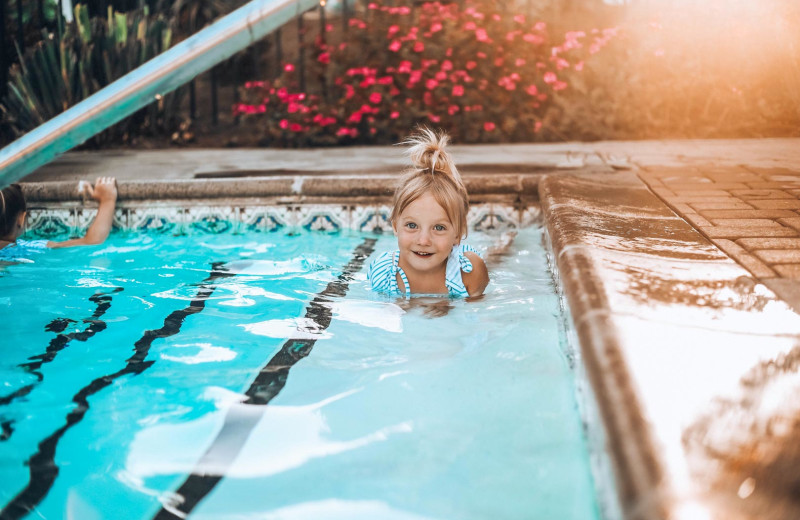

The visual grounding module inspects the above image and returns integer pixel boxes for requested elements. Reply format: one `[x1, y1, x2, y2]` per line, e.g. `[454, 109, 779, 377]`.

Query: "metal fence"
[0, 0, 351, 135]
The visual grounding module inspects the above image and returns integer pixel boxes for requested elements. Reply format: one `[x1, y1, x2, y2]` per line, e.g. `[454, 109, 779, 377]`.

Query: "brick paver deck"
[639, 166, 800, 312]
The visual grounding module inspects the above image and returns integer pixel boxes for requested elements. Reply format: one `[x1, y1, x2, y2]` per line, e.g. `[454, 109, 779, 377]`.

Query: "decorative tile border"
[24, 202, 537, 238]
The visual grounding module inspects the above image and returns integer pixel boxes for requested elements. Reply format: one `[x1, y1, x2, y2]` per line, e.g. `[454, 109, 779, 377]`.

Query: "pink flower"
[452, 85, 464, 96]
[435, 71, 447, 81]
[348, 112, 363, 123]
[554, 57, 570, 70]
[368, 2, 377, 9]
[513, 14, 526, 24]
[369, 92, 382, 104]
[534, 121, 543, 132]
[543, 72, 557, 84]
[317, 52, 330, 64]
[441, 60, 453, 71]
[378, 76, 394, 85]
[575, 61, 584, 71]
[431, 22, 442, 33]
[390, 111, 400, 119]
[388, 25, 400, 37]
[523, 33, 544, 44]
[465, 21, 476, 30]
[484, 122, 496, 131]
[475, 28, 490, 42]
[279, 119, 289, 129]
[515, 58, 526, 67]
[553, 81, 568, 91]
[389, 40, 402, 52]
[466, 61, 477, 70]
[413, 41, 425, 52]
[290, 123, 303, 132]
[526, 84, 539, 96]
[448, 105, 459, 115]
[398, 60, 413, 73]
[284, 63, 295, 72]
[426, 79, 439, 90]
[428, 113, 441, 123]
[534, 22, 546, 31]
[344, 85, 355, 100]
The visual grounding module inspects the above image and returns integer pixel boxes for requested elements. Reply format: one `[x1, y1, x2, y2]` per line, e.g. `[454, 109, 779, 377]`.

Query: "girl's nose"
[417, 229, 432, 245]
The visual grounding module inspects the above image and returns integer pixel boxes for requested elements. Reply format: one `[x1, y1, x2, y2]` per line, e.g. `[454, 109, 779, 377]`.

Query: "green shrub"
[0, 3, 186, 147]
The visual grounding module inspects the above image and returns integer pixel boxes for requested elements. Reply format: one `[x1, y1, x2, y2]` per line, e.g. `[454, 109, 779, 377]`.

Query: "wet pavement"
[20, 137, 800, 520]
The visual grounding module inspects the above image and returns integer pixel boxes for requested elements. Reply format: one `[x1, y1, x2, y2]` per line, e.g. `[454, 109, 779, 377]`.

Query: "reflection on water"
[683, 345, 800, 519]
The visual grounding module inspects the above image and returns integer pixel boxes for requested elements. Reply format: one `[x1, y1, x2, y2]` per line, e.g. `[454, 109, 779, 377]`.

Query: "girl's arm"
[462, 252, 489, 297]
[48, 177, 118, 248]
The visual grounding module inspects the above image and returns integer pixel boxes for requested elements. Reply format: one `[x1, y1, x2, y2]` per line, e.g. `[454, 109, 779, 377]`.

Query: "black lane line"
[0, 264, 234, 520]
[152, 238, 376, 520]
[0, 288, 123, 414]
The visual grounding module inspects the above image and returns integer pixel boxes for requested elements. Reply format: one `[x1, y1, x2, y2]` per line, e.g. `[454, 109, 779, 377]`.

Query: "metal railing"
[0, 0, 324, 187]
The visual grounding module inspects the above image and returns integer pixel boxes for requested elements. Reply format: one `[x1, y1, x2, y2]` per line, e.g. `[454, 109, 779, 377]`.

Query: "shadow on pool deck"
[21, 137, 800, 520]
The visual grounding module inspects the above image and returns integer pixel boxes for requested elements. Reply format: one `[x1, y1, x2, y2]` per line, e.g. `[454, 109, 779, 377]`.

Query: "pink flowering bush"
[234, 0, 617, 145]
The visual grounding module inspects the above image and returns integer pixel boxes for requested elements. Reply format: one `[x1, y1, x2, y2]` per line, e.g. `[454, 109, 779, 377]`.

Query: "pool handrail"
[0, 0, 321, 188]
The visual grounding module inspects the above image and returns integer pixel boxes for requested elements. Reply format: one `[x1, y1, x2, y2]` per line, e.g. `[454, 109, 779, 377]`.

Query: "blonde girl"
[368, 128, 488, 297]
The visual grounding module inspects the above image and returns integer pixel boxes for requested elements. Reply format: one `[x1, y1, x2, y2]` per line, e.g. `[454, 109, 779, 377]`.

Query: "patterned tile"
[25, 209, 74, 238]
[239, 206, 291, 233]
[521, 205, 542, 228]
[186, 206, 237, 234]
[75, 208, 127, 233]
[296, 205, 349, 233]
[352, 205, 393, 233]
[469, 204, 519, 231]
[128, 207, 182, 235]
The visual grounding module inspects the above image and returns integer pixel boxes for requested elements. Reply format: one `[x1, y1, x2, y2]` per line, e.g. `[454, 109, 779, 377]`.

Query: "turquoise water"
[0, 227, 600, 519]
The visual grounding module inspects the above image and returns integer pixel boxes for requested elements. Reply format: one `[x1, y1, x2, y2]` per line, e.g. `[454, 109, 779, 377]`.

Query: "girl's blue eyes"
[404, 222, 447, 231]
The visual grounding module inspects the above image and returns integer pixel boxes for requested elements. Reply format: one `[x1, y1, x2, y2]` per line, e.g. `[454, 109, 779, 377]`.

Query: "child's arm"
[462, 252, 489, 297]
[48, 177, 118, 248]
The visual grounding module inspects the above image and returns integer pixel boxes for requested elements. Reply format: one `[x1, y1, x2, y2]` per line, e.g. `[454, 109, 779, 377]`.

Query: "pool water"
[0, 226, 601, 520]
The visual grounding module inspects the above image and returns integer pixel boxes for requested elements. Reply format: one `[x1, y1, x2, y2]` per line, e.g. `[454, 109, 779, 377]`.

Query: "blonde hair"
[391, 127, 469, 239]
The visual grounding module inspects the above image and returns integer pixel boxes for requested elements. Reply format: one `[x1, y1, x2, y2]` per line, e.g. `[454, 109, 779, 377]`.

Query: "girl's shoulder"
[450, 244, 482, 273]
[367, 250, 399, 292]
[0, 239, 49, 262]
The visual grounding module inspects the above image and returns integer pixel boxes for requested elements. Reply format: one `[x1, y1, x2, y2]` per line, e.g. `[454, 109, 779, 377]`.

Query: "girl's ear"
[16, 211, 26, 228]
[391, 220, 398, 235]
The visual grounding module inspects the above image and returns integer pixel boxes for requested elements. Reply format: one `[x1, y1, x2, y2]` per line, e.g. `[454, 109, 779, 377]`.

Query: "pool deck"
[21, 137, 800, 520]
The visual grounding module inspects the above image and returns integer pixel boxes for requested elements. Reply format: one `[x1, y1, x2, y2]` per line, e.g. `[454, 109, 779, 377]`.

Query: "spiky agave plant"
[0, 3, 186, 147]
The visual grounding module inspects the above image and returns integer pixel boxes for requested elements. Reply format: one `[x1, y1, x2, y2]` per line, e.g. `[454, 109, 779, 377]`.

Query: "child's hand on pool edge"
[48, 177, 118, 248]
[81, 177, 118, 203]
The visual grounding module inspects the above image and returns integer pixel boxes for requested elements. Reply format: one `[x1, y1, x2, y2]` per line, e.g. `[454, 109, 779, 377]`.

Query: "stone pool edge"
[539, 172, 669, 520]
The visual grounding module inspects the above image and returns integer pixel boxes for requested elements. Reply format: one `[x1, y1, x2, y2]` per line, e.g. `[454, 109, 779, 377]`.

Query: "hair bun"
[403, 127, 463, 186]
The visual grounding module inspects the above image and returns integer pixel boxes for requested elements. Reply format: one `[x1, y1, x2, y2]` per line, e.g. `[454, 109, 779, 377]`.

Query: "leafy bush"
[234, 0, 617, 146]
[0, 3, 186, 146]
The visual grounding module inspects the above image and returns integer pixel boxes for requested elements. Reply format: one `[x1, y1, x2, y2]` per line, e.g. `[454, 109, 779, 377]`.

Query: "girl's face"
[393, 193, 460, 275]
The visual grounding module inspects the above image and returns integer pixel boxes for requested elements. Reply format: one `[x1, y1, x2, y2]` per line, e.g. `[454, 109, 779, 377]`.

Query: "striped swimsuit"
[367, 244, 480, 298]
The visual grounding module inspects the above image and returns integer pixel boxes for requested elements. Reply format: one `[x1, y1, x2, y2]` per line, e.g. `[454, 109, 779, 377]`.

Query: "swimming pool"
[0, 225, 604, 519]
